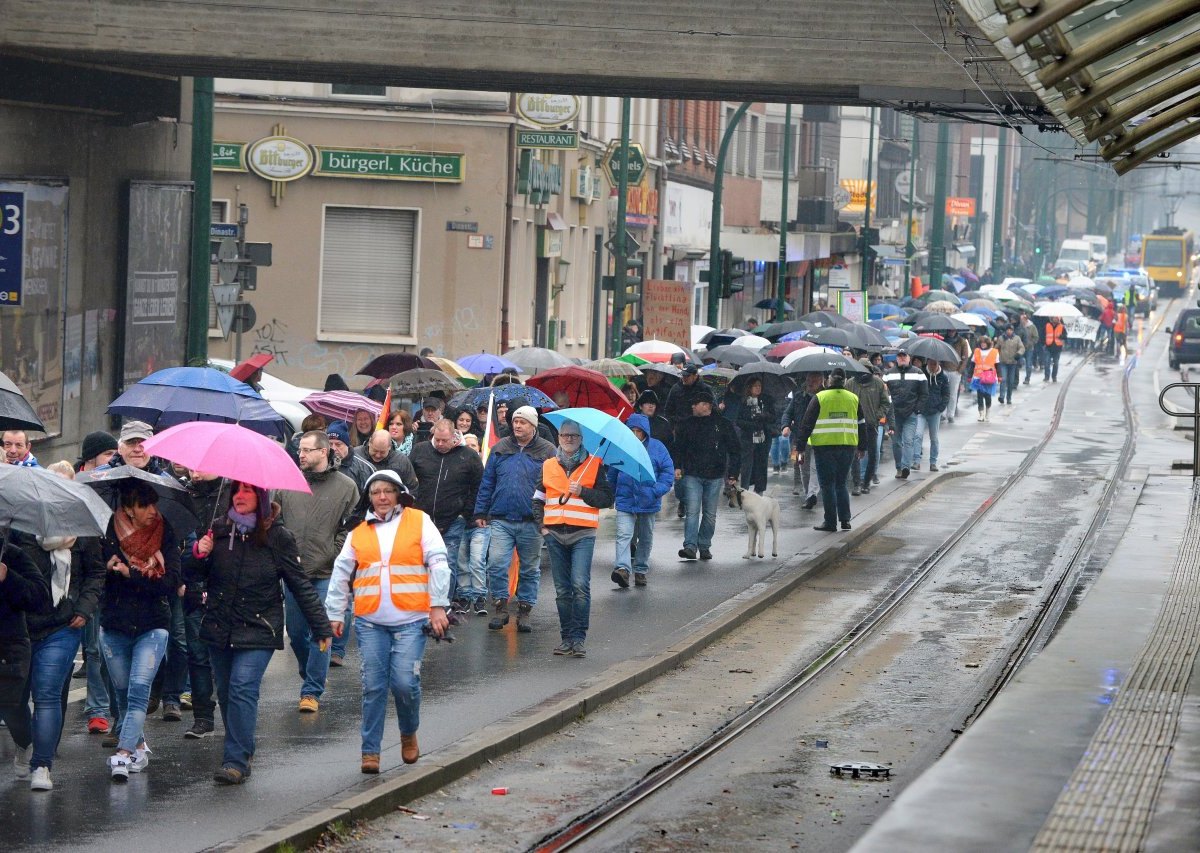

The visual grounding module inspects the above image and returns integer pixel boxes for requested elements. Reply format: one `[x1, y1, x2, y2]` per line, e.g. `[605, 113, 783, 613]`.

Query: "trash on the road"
[814, 739, 829, 748]
[729, 668, 754, 673]
[491, 787, 509, 795]
[395, 806, 417, 814]
[830, 761, 891, 780]
[965, 662, 981, 668]
[450, 823, 479, 830]
[412, 814, 431, 821]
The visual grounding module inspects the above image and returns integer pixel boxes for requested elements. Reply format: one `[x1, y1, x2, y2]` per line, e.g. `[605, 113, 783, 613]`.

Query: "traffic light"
[624, 256, 644, 303]
[720, 250, 747, 298]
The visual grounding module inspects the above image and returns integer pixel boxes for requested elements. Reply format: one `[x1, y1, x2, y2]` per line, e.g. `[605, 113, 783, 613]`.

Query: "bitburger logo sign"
[246, 136, 314, 182]
[516, 93, 581, 127]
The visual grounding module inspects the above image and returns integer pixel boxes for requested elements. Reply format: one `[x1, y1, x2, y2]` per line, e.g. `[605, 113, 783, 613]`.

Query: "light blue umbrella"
[543, 408, 655, 483]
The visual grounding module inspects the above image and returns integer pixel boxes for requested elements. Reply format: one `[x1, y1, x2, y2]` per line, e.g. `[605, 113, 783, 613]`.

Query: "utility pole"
[610, 97, 632, 357]
[708, 102, 752, 327]
[903, 121, 919, 299]
[861, 107, 876, 290]
[991, 129, 1007, 279]
[776, 104, 792, 323]
[186, 77, 213, 366]
[929, 121, 950, 289]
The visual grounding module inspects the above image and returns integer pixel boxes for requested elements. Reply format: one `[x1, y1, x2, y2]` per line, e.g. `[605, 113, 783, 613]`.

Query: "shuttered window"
[319, 206, 417, 339]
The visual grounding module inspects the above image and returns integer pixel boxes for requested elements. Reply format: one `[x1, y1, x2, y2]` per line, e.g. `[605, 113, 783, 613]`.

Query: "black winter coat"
[17, 534, 106, 643]
[181, 478, 229, 612]
[196, 510, 331, 650]
[735, 394, 780, 442]
[0, 544, 50, 645]
[921, 370, 951, 416]
[100, 518, 181, 637]
[663, 379, 709, 426]
[673, 414, 742, 480]
[408, 441, 484, 531]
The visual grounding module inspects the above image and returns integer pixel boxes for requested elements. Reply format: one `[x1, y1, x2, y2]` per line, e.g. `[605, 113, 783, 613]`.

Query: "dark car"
[1167, 305, 1200, 369]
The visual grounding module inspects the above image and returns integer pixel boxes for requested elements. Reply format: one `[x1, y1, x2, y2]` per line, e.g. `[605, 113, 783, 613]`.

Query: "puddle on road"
[852, 535, 906, 556]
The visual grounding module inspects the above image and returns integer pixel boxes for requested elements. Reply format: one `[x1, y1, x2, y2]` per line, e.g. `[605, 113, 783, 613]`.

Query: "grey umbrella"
[706, 345, 766, 367]
[77, 465, 199, 538]
[387, 368, 463, 397]
[0, 370, 45, 433]
[783, 351, 870, 375]
[899, 336, 960, 362]
[502, 347, 573, 375]
[847, 323, 890, 351]
[804, 326, 856, 349]
[0, 466, 113, 549]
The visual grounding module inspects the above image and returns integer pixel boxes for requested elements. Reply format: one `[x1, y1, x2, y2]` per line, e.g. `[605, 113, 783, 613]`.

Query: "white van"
[1056, 239, 1092, 268]
[1082, 234, 1109, 265]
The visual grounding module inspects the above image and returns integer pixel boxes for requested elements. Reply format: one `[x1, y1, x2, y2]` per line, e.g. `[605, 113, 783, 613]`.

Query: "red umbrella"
[766, 340, 817, 361]
[526, 366, 632, 419]
[229, 352, 273, 383]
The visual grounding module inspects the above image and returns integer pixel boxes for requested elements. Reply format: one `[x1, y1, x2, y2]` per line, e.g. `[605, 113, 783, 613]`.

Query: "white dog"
[724, 484, 780, 559]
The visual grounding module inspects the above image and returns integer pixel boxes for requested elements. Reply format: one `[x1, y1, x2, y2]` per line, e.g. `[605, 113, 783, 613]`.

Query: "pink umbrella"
[142, 422, 311, 494]
[300, 390, 381, 422]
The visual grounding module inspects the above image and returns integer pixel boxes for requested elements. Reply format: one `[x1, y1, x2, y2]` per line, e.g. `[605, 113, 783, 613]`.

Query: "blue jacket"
[607, 414, 675, 514]
[473, 434, 556, 522]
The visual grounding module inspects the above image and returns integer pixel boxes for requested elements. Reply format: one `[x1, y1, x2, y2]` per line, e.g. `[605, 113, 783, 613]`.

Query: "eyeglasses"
[298, 446, 325, 454]
[559, 433, 581, 440]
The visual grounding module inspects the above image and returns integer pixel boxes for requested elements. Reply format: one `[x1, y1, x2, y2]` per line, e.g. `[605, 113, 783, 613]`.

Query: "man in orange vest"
[534, 420, 613, 658]
[1113, 308, 1128, 353]
[326, 470, 450, 775]
[1042, 316, 1066, 382]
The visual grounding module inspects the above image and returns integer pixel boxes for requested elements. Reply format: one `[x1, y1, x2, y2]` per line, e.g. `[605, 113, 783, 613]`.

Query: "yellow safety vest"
[808, 388, 860, 447]
[541, 456, 601, 528]
[349, 508, 431, 616]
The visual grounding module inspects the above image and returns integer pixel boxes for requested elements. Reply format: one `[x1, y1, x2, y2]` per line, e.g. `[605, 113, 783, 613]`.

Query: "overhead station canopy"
[962, 0, 1200, 174]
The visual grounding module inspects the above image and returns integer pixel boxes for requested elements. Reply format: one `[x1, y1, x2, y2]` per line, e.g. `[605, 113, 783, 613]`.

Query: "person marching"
[534, 420, 613, 658]
[793, 368, 869, 532]
[609, 413, 675, 590]
[326, 470, 450, 775]
[1113, 306, 1128, 355]
[970, 336, 1001, 421]
[1043, 316, 1065, 382]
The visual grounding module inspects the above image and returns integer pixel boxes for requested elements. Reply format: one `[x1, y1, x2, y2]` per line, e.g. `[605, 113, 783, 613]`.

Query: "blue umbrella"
[542, 408, 655, 483]
[107, 367, 289, 439]
[447, 383, 558, 412]
[457, 352, 518, 375]
[868, 303, 903, 319]
[779, 330, 810, 342]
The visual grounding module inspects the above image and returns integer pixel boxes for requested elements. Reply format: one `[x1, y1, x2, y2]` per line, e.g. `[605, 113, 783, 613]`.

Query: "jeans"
[614, 511, 656, 575]
[1023, 349, 1035, 383]
[440, 517, 465, 604]
[855, 426, 880, 487]
[546, 534, 595, 645]
[183, 608, 215, 723]
[330, 597, 353, 659]
[355, 619, 427, 756]
[794, 448, 818, 498]
[161, 594, 189, 705]
[944, 371, 962, 419]
[209, 645, 273, 773]
[1000, 362, 1020, 403]
[739, 435, 769, 494]
[915, 413, 941, 467]
[100, 627, 168, 753]
[484, 519, 542, 604]
[285, 577, 331, 700]
[890, 414, 920, 471]
[813, 446, 855, 527]
[457, 525, 490, 601]
[0, 626, 80, 771]
[680, 475, 723, 551]
[1044, 346, 1062, 381]
[82, 616, 110, 720]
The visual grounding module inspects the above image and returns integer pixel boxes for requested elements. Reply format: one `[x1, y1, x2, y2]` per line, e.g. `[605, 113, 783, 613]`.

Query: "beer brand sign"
[246, 136, 313, 182]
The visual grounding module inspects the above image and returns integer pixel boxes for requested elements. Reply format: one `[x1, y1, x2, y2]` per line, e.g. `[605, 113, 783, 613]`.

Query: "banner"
[642, 278, 692, 348]
[1065, 316, 1100, 341]
[838, 291, 867, 324]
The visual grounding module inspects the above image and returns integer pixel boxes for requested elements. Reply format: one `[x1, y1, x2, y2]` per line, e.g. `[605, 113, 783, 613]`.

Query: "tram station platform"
[855, 473, 1200, 853]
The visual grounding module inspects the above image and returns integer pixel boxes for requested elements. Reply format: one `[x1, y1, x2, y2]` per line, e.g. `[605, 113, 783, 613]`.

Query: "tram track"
[529, 328, 1153, 853]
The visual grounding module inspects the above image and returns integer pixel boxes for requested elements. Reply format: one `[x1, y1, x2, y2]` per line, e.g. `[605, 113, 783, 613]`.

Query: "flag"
[481, 395, 496, 466]
[375, 387, 393, 432]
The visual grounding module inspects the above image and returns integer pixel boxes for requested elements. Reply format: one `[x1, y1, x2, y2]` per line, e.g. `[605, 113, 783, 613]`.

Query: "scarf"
[39, 535, 76, 606]
[396, 434, 413, 456]
[114, 511, 166, 580]
[367, 507, 401, 525]
[556, 444, 587, 472]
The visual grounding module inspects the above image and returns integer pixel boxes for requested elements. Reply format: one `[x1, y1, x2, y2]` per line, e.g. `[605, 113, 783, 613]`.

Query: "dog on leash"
[724, 484, 780, 559]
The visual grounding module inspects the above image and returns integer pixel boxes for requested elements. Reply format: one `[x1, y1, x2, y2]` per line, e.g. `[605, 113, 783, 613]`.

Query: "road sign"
[605, 230, 643, 257]
[210, 223, 239, 238]
[212, 283, 240, 339]
[0, 190, 24, 306]
[216, 237, 239, 284]
[601, 141, 647, 187]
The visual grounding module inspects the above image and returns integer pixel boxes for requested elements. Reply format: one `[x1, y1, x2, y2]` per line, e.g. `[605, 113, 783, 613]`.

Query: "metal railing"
[1159, 382, 1200, 476]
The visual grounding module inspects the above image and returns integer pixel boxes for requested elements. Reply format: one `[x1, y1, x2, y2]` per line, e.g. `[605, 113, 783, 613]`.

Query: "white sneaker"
[12, 744, 31, 778]
[977, 413, 985, 422]
[29, 766, 52, 791]
[129, 743, 151, 773]
[108, 753, 131, 782]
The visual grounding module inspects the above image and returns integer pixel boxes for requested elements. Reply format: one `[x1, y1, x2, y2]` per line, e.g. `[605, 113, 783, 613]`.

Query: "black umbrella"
[700, 328, 749, 348]
[798, 311, 853, 328]
[804, 326, 856, 349]
[706, 345, 766, 367]
[899, 336, 960, 363]
[728, 362, 795, 398]
[783, 351, 869, 374]
[77, 465, 200, 538]
[912, 314, 970, 334]
[0, 370, 45, 433]
[754, 297, 795, 312]
[756, 320, 815, 341]
[357, 352, 438, 379]
[847, 323, 890, 351]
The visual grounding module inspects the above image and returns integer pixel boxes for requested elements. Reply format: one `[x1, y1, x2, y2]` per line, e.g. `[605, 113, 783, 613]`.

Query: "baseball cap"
[512, 405, 538, 426]
[118, 421, 154, 443]
[326, 421, 350, 444]
[681, 364, 699, 376]
[421, 397, 444, 410]
[364, 470, 414, 507]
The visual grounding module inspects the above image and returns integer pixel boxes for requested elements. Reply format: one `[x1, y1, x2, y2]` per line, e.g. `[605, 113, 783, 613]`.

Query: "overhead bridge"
[0, 0, 1043, 116]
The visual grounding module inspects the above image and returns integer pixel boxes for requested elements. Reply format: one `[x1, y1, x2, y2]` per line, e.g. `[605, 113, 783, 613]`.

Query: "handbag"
[976, 367, 998, 385]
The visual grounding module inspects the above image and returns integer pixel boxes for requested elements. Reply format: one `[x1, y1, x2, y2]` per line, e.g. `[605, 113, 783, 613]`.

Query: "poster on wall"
[0, 180, 68, 437]
[642, 278, 692, 349]
[64, 314, 82, 400]
[838, 291, 867, 324]
[122, 182, 193, 388]
[84, 309, 99, 392]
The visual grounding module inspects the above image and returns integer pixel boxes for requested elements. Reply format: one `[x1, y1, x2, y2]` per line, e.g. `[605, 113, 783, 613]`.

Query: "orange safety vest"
[1044, 321, 1065, 347]
[349, 508, 431, 617]
[1113, 311, 1127, 335]
[541, 456, 601, 528]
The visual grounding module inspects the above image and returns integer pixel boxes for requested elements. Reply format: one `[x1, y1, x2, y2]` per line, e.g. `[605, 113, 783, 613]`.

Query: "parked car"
[208, 358, 315, 431]
[1166, 305, 1200, 369]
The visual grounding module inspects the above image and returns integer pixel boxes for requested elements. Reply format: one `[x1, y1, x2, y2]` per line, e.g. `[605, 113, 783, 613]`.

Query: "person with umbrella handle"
[0, 544, 52, 782]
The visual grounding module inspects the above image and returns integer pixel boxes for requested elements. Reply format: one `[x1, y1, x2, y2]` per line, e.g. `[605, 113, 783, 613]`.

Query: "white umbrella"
[1033, 302, 1083, 318]
[780, 345, 851, 368]
[951, 312, 988, 328]
[1067, 275, 1095, 289]
[690, 325, 715, 350]
[735, 334, 772, 350]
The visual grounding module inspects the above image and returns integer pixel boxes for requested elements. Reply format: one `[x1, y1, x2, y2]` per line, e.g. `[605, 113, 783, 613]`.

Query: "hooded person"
[607, 413, 675, 589]
[634, 389, 674, 455]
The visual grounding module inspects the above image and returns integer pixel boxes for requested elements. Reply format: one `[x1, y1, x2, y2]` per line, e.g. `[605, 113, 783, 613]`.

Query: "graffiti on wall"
[421, 306, 486, 355]
[250, 317, 290, 364]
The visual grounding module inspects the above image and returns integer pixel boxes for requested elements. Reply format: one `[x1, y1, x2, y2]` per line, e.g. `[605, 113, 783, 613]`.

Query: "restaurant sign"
[246, 136, 313, 182]
[212, 142, 247, 172]
[516, 93, 581, 127]
[313, 147, 465, 182]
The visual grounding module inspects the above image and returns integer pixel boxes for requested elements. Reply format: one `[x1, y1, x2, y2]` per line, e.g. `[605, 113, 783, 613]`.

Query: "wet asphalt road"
[0, 352, 1089, 852]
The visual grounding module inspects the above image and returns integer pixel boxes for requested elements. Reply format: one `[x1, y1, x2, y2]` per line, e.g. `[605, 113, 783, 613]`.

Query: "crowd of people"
[0, 311, 1079, 790]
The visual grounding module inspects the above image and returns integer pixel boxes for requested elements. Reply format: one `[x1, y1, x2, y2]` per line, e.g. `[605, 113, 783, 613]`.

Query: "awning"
[954, 243, 976, 257]
[544, 211, 567, 231]
[960, 1, 1200, 174]
[871, 244, 911, 266]
[721, 231, 834, 263]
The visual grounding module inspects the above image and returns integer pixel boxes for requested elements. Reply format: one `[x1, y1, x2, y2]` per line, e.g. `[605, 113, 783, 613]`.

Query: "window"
[319, 206, 418, 340]
[331, 83, 386, 98]
[763, 119, 800, 175]
[747, 115, 759, 178]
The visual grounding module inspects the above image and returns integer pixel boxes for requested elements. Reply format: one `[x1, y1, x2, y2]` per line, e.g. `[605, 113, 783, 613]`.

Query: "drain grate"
[829, 761, 891, 780]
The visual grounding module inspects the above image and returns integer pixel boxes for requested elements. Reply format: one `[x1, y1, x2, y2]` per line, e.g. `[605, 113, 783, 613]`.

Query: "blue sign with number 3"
[0, 191, 24, 306]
